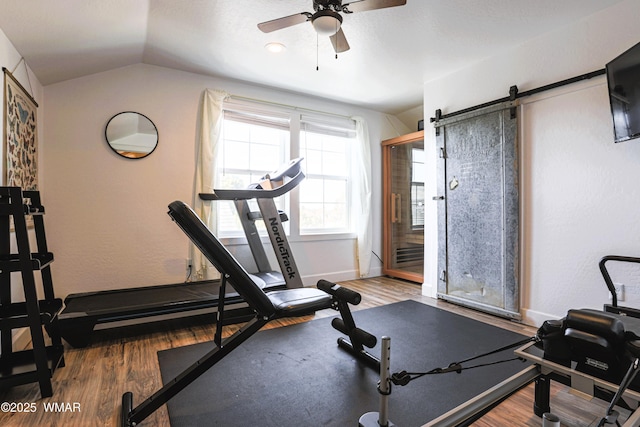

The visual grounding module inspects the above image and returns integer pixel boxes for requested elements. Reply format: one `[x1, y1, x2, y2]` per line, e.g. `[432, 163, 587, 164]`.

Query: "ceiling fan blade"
[257, 13, 310, 33]
[343, 0, 406, 13]
[330, 28, 350, 53]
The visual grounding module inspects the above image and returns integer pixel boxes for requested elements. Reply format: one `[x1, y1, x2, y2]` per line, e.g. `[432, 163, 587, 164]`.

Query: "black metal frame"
[0, 187, 64, 398]
[318, 279, 380, 371]
[122, 314, 268, 425]
[431, 69, 606, 125]
[120, 200, 378, 426]
[600, 255, 640, 316]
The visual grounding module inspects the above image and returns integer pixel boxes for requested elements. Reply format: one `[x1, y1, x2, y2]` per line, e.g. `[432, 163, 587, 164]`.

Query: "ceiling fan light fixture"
[311, 9, 342, 36]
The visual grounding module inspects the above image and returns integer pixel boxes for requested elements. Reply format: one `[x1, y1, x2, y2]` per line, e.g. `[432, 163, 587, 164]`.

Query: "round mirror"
[105, 112, 158, 159]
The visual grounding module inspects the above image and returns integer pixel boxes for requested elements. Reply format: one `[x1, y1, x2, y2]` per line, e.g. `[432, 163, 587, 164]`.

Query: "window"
[411, 148, 425, 229]
[216, 109, 289, 237]
[299, 119, 354, 234]
[215, 103, 356, 239]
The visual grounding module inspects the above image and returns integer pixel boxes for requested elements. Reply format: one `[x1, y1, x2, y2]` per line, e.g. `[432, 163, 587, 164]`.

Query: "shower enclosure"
[382, 130, 425, 284]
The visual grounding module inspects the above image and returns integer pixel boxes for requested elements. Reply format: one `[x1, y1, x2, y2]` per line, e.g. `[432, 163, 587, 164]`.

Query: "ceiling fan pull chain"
[316, 32, 320, 71]
[335, 16, 338, 59]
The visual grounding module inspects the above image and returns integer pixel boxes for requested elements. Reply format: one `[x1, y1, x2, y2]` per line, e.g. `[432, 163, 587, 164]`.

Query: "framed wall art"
[3, 67, 38, 190]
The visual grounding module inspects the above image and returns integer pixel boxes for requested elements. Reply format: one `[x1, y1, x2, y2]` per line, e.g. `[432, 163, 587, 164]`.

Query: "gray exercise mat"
[158, 300, 531, 426]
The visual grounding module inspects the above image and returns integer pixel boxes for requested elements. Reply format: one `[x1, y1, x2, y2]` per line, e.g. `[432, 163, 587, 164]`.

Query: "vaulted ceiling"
[0, 0, 624, 114]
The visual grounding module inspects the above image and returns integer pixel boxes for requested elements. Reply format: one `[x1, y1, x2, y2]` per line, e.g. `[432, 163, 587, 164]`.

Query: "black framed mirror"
[105, 111, 158, 159]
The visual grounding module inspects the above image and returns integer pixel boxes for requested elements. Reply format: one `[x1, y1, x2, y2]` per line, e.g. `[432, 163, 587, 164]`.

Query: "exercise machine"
[520, 255, 640, 427]
[121, 200, 379, 426]
[199, 157, 305, 289]
[376, 255, 640, 426]
[389, 335, 537, 426]
[58, 159, 306, 347]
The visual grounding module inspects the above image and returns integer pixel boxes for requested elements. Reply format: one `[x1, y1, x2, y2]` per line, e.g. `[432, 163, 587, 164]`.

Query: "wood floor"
[0, 276, 630, 426]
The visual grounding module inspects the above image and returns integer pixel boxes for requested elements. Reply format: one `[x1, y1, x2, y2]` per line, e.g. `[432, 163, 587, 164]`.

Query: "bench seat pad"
[267, 288, 333, 317]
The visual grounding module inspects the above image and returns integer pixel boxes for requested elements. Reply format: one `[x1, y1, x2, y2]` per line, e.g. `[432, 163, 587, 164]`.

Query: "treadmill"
[199, 157, 305, 290]
[58, 158, 305, 347]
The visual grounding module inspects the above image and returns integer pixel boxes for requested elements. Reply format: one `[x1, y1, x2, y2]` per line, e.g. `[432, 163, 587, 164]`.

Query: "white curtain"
[190, 89, 229, 280]
[351, 116, 372, 277]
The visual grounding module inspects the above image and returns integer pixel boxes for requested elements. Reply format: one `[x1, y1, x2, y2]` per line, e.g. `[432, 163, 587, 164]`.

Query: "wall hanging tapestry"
[3, 67, 38, 190]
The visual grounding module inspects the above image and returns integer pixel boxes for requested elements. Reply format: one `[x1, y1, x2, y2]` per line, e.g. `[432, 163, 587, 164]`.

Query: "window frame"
[410, 147, 425, 230]
[216, 101, 358, 246]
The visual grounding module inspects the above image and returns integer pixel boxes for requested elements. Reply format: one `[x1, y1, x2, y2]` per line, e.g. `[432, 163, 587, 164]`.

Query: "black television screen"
[606, 41, 640, 143]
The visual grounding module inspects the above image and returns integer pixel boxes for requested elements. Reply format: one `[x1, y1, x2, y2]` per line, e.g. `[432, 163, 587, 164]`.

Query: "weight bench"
[121, 200, 378, 426]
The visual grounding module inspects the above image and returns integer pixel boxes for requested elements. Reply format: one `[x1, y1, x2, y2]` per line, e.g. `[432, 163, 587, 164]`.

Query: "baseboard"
[301, 266, 384, 286]
[302, 270, 359, 286]
[366, 266, 383, 279]
[422, 281, 436, 298]
[521, 307, 563, 327]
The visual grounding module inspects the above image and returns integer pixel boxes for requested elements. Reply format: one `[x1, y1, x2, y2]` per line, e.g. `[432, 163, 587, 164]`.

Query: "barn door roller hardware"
[430, 69, 606, 125]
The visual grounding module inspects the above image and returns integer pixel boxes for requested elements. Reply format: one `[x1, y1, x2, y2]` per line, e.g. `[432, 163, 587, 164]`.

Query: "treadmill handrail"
[264, 157, 303, 182]
[199, 169, 305, 201]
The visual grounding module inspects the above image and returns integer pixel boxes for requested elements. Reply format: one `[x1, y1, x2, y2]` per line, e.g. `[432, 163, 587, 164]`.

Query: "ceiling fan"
[257, 0, 407, 53]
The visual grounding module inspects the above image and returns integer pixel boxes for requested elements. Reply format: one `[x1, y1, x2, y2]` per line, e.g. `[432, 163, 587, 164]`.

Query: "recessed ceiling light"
[265, 42, 286, 53]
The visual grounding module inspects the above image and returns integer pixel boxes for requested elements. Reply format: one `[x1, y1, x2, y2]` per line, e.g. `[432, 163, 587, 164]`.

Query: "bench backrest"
[167, 201, 276, 317]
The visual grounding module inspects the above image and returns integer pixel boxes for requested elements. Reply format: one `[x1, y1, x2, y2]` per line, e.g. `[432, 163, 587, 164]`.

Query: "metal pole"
[378, 336, 391, 426]
[542, 412, 560, 427]
[359, 336, 395, 427]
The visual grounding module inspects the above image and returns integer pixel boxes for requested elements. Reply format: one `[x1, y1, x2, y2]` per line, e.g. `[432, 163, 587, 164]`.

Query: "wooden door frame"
[382, 130, 424, 283]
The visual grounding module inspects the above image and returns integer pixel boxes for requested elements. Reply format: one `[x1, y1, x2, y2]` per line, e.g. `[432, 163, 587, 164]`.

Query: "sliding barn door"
[435, 102, 520, 319]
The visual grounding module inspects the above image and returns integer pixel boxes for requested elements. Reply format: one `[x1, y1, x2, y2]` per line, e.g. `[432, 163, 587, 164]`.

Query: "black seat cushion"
[566, 309, 626, 345]
[247, 274, 266, 289]
[266, 288, 333, 317]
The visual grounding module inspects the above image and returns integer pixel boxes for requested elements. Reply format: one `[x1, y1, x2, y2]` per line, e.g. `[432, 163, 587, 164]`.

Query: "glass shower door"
[382, 131, 424, 283]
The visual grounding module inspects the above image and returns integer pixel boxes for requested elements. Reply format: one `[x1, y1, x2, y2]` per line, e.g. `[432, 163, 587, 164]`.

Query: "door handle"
[391, 193, 401, 223]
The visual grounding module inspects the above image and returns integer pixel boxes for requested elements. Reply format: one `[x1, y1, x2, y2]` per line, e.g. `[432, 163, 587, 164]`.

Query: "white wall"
[0, 28, 45, 198]
[423, 0, 640, 326]
[20, 0, 640, 331]
[396, 104, 424, 133]
[0, 28, 45, 348]
[43, 63, 408, 298]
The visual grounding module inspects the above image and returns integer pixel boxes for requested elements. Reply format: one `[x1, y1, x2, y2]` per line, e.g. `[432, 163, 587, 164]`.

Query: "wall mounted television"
[606, 41, 640, 143]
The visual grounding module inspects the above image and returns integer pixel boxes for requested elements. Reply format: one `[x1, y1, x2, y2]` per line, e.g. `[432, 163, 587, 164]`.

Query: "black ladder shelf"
[0, 187, 64, 398]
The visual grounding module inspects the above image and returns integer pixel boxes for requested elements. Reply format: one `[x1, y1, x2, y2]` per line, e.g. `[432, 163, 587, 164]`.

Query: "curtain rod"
[228, 94, 355, 121]
[430, 68, 606, 123]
